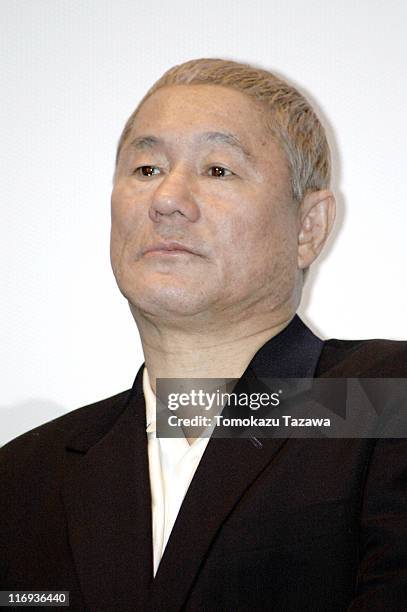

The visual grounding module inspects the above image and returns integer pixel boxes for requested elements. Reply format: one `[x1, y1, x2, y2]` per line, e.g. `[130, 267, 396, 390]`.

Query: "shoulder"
[0, 388, 131, 469]
[317, 338, 407, 376]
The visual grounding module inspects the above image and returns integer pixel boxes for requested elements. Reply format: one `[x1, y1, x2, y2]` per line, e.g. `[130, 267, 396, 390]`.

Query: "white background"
[2, 0, 406, 446]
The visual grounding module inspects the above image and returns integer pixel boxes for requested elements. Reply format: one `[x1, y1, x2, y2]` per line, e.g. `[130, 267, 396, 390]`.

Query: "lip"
[142, 241, 199, 257]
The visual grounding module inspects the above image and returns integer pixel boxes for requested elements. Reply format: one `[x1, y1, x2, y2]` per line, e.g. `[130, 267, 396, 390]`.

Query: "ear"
[297, 190, 336, 269]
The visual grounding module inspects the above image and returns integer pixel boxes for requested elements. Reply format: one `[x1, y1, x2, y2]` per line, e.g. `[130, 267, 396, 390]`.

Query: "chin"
[125, 282, 213, 319]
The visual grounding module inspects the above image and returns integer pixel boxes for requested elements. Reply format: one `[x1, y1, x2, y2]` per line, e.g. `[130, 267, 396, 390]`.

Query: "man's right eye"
[134, 165, 161, 177]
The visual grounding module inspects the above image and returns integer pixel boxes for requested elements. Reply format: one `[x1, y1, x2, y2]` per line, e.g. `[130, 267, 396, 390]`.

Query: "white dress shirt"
[143, 368, 211, 576]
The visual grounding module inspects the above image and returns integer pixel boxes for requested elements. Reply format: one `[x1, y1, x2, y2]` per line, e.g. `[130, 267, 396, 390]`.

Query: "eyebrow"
[199, 131, 253, 159]
[129, 135, 161, 151]
[128, 131, 253, 159]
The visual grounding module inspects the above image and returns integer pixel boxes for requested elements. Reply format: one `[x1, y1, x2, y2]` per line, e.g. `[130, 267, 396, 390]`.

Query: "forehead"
[127, 84, 271, 151]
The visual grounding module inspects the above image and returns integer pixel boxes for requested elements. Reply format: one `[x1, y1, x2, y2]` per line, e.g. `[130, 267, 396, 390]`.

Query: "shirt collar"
[143, 367, 158, 434]
[143, 367, 210, 457]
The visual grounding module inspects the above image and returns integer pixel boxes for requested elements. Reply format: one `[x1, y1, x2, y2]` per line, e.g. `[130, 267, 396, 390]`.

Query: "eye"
[207, 166, 233, 178]
[134, 165, 161, 178]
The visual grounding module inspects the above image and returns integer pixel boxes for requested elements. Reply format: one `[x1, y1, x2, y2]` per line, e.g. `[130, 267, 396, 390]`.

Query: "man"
[1, 58, 407, 611]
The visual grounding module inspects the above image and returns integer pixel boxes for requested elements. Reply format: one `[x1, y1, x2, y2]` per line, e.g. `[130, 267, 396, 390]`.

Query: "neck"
[133, 306, 296, 393]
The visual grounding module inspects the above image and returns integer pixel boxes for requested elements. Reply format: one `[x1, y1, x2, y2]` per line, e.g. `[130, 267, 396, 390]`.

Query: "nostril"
[149, 190, 200, 223]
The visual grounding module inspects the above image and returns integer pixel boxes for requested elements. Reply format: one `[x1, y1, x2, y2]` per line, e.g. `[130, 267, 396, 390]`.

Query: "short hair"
[116, 58, 331, 203]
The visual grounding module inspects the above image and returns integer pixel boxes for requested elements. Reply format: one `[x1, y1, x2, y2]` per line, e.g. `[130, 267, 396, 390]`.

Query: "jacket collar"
[247, 314, 323, 378]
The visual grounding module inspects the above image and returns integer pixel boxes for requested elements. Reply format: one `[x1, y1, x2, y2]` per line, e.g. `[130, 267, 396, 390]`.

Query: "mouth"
[142, 241, 200, 257]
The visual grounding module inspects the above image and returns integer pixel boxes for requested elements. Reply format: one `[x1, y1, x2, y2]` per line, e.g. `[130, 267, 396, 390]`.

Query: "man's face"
[111, 84, 301, 323]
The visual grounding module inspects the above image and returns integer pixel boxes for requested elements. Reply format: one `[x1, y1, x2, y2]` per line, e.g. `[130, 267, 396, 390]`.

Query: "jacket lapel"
[62, 369, 153, 611]
[152, 315, 324, 610]
[151, 433, 288, 611]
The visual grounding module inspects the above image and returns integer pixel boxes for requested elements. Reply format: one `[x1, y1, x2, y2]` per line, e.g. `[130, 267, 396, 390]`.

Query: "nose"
[149, 170, 200, 224]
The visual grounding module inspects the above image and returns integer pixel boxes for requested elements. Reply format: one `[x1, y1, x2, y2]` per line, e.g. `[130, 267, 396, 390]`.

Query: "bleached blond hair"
[116, 58, 331, 202]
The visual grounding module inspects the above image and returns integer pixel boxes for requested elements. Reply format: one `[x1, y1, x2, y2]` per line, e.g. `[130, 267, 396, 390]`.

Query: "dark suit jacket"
[1, 316, 407, 611]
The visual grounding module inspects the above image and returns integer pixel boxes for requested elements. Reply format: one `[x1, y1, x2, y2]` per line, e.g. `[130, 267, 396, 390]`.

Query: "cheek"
[110, 185, 138, 271]
[111, 184, 134, 231]
[111, 183, 148, 252]
[220, 202, 298, 282]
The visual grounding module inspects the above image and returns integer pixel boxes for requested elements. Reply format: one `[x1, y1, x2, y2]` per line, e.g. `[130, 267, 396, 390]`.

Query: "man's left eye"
[207, 166, 233, 178]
